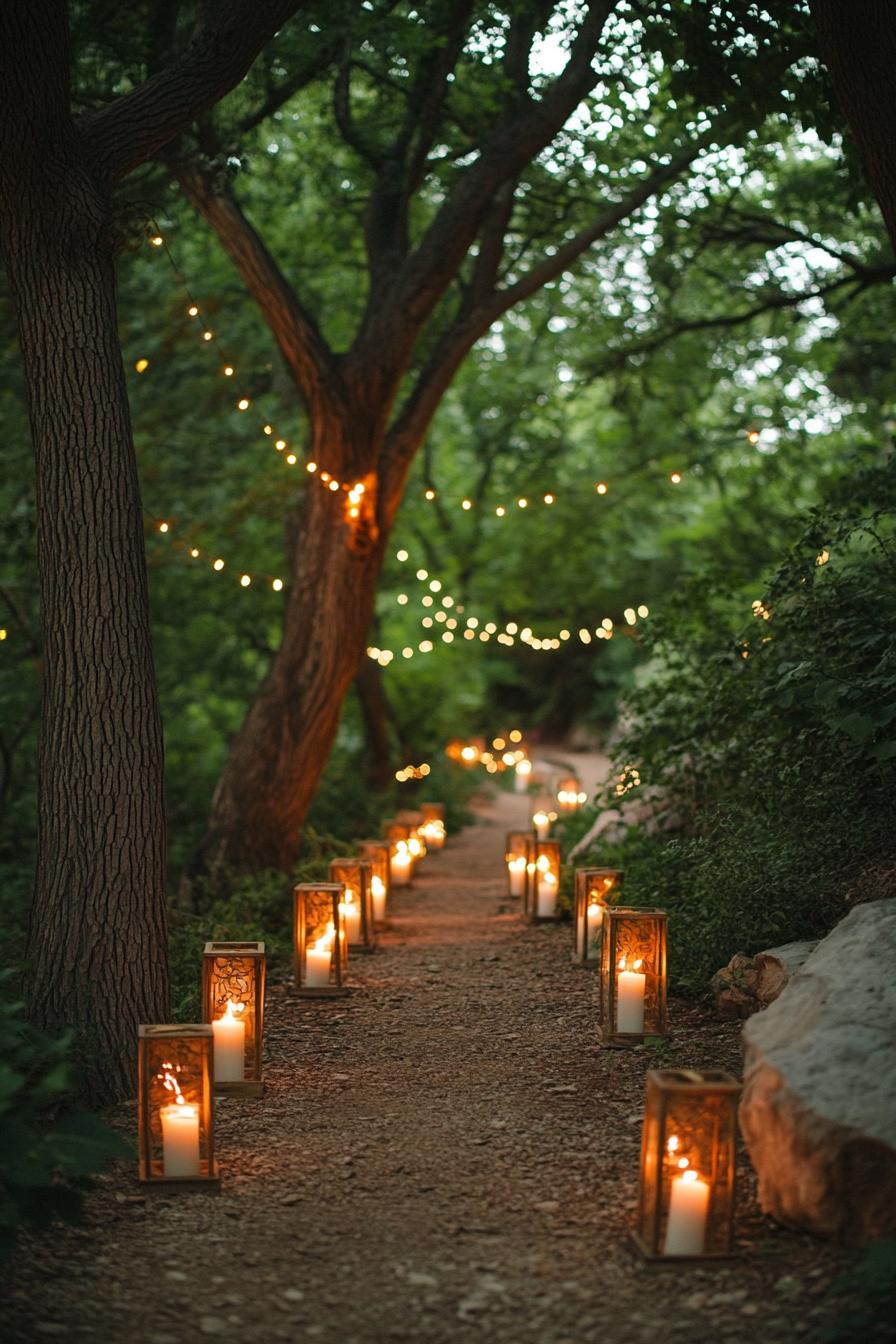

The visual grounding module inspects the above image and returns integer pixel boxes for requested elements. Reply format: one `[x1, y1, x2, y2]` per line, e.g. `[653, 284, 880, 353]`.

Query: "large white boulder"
[739, 899, 896, 1242]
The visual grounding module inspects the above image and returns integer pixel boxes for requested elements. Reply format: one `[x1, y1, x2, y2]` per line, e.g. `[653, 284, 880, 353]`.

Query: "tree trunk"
[190, 413, 388, 877]
[355, 656, 394, 791]
[0, 3, 168, 1103]
[810, 0, 896, 251]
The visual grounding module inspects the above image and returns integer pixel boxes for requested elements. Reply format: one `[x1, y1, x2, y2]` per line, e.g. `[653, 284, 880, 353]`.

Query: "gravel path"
[8, 788, 851, 1343]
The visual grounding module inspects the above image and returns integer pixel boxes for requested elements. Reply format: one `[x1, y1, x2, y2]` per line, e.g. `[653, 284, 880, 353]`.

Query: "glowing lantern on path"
[358, 840, 391, 925]
[420, 802, 447, 849]
[420, 802, 445, 824]
[201, 941, 266, 1096]
[329, 858, 376, 953]
[390, 839, 414, 887]
[598, 908, 668, 1045]
[505, 830, 530, 898]
[293, 883, 349, 996]
[635, 1069, 740, 1259]
[571, 870, 623, 968]
[137, 1025, 218, 1188]
[556, 775, 587, 811]
[525, 840, 562, 923]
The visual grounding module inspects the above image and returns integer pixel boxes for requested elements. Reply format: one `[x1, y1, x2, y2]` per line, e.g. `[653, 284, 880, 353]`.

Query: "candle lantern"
[137, 1024, 218, 1188]
[525, 839, 562, 922]
[572, 869, 624, 967]
[396, 808, 425, 833]
[598, 907, 668, 1045]
[505, 830, 530, 898]
[201, 941, 266, 1096]
[328, 858, 376, 953]
[358, 839, 391, 925]
[383, 818, 410, 846]
[635, 1068, 740, 1260]
[420, 803, 446, 850]
[293, 883, 349, 996]
[556, 775, 587, 812]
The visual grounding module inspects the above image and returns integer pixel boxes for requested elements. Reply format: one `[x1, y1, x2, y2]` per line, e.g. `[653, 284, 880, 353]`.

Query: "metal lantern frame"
[634, 1068, 740, 1261]
[201, 941, 266, 1097]
[505, 829, 530, 898]
[571, 869, 624, 968]
[137, 1024, 219, 1189]
[293, 882, 350, 997]
[525, 838, 562, 923]
[328, 857, 377, 954]
[358, 839, 391, 925]
[598, 906, 668, 1045]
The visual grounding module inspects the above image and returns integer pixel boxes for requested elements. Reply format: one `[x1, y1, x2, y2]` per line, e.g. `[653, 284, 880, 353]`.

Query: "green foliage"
[0, 988, 130, 1256]
[573, 463, 896, 991]
[817, 1240, 896, 1344]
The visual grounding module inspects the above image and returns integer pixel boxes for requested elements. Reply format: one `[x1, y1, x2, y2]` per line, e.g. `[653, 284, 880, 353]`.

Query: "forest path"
[10, 787, 847, 1344]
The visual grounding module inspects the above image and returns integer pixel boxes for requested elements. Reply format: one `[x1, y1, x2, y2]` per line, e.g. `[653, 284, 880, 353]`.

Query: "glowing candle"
[160, 1101, 200, 1177]
[408, 835, 425, 864]
[371, 874, 387, 923]
[537, 870, 558, 918]
[391, 843, 412, 886]
[339, 891, 362, 945]
[533, 810, 550, 841]
[305, 933, 333, 988]
[617, 958, 646, 1034]
[423, 820, 445, 850]
[664, 1166, 710, 1255]
[508, 855, 526, 896]
[212, 999, 245, 1082]
[514, 760, 532, 792]
[578, 900, 604, 958]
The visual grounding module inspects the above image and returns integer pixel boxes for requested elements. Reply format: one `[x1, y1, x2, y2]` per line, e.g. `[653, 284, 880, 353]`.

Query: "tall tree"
[0, 0, 302, 1101]
[172, 0, 811, 876]
[810, 0, 896, 252]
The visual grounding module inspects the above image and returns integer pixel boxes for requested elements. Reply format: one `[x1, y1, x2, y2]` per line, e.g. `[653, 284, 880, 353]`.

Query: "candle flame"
[536, 854, 550, 872]
[508, 855, 526, 872]
[533, 810, 549, 825]
[667, 1134, 680, 1153]
[618, 957, 644, 972]
[371, 875, 386, 897]
[678, 1157, 690, 1170]
[681, 1168, 698, 1183]
[220, 999, 245, 1023]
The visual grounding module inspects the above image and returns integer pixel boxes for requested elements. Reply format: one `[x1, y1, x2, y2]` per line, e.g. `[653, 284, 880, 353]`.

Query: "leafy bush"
[0, 989, 130, 1256]
[571, 462, 896, 990]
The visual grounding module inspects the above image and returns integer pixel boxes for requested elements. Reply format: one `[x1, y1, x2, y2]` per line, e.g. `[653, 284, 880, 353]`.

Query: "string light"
[140, 227, 768, 528]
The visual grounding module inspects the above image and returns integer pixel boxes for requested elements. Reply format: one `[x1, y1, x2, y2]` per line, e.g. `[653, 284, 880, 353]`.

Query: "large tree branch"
[351, 0, 619, 376]
[382, 138, 709, 493]
[589, 262, 896, 373]
[81, 0, 305, 182]
[173, 159, 341, 413]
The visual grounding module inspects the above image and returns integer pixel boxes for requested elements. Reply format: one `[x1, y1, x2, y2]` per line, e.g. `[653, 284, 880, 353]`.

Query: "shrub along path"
[9, 786, 851, 1344]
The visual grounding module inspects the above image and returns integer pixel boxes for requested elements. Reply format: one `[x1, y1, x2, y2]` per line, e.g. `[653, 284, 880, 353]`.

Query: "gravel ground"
[7, 787, 855, 1344]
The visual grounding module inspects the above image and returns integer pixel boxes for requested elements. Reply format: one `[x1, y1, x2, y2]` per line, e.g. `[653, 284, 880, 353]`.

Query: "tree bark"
[0, 0, 304, 1100]
[0, 7, 167, 1102]
[190, 409, 388, 876]
[810, 0, 896, 251]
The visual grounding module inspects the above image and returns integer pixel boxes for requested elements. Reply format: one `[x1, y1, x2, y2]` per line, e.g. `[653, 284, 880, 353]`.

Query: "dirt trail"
[9, 788, 848, 1344]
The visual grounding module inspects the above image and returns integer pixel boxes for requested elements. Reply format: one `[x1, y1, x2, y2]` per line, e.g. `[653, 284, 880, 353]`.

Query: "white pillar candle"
[577, 901, 604, 958]
[371, 875, 387, 923]
[160, 1101, 201, 1177]
[537, 871, 558, 917]
[533, 812, 550, 841]
[391, 847, 413, 886]
[340, 893, 362, 945]
[423, 822, 445, 850]
[304, 940, 333, 988]
[664, 1168, 710, 1255]
[616, 961, 646, 1034]
[508, 856, 526, 896]
[212, 1000, 246, 1082]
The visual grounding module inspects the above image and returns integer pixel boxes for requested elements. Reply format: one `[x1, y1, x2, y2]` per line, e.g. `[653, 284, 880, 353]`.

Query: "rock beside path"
[740, 900, 896, 1242]
[712, 940, 817, 1019]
